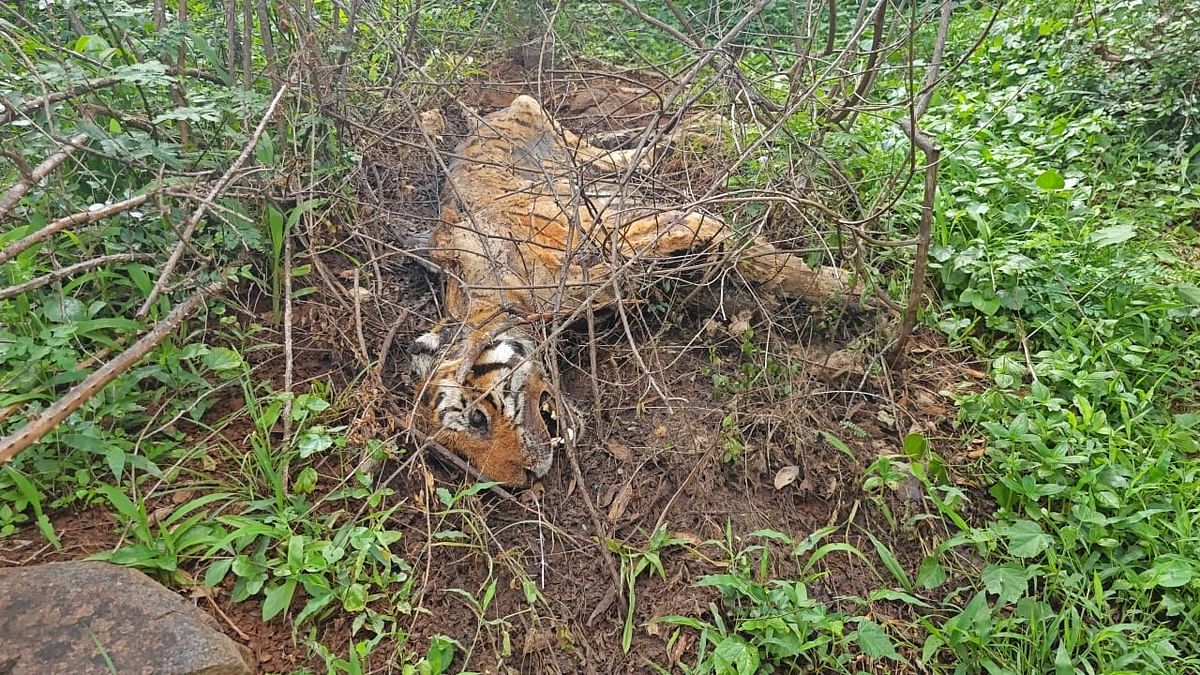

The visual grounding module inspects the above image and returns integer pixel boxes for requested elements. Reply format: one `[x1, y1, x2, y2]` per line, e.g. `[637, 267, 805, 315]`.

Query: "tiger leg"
[608, 209, 862, 305]
[733, 237, 862, 304]
[604, 209, 730, 258]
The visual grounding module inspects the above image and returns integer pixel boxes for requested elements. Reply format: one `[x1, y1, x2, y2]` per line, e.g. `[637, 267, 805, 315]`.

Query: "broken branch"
[0, 192, 155, 266]
[0, 279, 224, 465]
[0, 133, 89, 222]
[0, 78, 121, 125]
[0, 253, 152, 301]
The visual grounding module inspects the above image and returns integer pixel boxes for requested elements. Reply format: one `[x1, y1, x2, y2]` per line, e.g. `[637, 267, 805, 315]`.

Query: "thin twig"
[282, 207, 295, 444]
[137, 79, 292, 317]
[563, 432, 627, 609]
[0, 280, 224, 465]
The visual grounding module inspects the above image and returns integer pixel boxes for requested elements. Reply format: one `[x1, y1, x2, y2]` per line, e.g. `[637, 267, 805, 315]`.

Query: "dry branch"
[0, 133, 89, 222]
[887, 126, 939, 365]
[137, 79, 293, 317]
[0, 253, 152, 301]
[888, 2, 954, 365]
[0, 280, 223, 465]
[0, 78, 120, 125]
[0, 192, 155, 266]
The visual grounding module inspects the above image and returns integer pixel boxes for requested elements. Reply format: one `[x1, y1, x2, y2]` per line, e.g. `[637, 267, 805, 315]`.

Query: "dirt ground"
[2, 61, 994, 673]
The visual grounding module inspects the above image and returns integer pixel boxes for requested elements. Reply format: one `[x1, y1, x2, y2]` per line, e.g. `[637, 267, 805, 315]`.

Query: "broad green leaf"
[204, 558, 233, 588]
[712, 635, 760, 675]
[262, 579, 297, 620]
[1035, 169, 1065, 190]
[1088, 223, 1137, 247]
[1176, 283, 1200, 306]
[426, 636, 458, 675]
[903, 432, 928, 457]
[201, 347, 244, 372]
[1144, 557, 1194, 589]
[855, 620, 902, 661]
[113, 61, 170, 85]
[917, 555, 947, 589]
[297, 429, 333, 458]
[982, 563, 1032, 605]
[1005, 520, 1051, 558]
[342, 582, 367, 612]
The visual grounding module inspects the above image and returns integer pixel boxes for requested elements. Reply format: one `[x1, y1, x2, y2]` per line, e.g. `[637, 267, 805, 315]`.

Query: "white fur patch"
[482, 342, 515, 365]
[410, 332, 444, 378]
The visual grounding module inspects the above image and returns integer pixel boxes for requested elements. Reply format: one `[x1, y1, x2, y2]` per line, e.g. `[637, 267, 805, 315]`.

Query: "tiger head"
[407, 328, 572, 486]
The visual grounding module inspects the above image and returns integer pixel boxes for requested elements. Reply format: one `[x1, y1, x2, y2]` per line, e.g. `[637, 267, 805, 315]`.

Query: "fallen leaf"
[606, 483, 634, 522]
[522, 629, 554, 656]
[729, 309, 753, 335]
[670, 633, 692, 664]
[419, 109, 447, 139]
[605, 441, 633, 462]
[587, 587, 619, 626]
[702, 318, 723, 337]
[774, 465, 800, 490]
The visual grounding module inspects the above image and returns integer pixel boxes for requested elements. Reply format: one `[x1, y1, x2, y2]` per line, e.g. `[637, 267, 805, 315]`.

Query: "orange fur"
[410, 95, 860, 486]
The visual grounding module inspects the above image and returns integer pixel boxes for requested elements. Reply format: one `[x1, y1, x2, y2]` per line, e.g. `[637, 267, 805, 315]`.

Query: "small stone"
[0, 561, 253, 675]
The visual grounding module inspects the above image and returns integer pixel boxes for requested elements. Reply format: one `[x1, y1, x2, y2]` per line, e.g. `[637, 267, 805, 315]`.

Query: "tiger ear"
[409, 331, 443, 380]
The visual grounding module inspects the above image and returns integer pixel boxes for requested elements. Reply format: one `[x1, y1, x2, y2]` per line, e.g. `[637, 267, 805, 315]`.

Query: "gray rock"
[0, 561, 253, 675]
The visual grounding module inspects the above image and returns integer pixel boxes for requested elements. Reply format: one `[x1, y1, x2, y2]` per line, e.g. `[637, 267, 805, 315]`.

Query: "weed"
[656, 527, 900, 674]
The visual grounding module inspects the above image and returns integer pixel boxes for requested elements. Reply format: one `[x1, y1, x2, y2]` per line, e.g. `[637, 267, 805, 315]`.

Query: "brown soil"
[3, 60, 993, 674]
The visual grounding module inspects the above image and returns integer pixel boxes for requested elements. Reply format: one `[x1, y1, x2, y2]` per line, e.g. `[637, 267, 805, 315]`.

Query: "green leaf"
[6, 468, 59, 549]
[867, 532, 912, 591]
[855, 620, 902, 661]
[917, 555, 947, 589]
[1176, 283, 1200, 306]
[204, 558, 233, 588]
[902, 432, 928, 458]
[960, 287, 1001, 315]
[262, 579, 297, 621]
[1143, 557, 1194, 589]
[425, 636, 458, 675]
[294, 467, 318, 494]
[1035, 169, 1065, 190]
[112, 61, 170, 85]
[297, 429, 333, 458]
[201, 347, 244, 372]
[342, 582, 368, 612]
[106, 445, 126, 483]
[712, 635, 761, 675]
[1005, 520, 1051, 558]
[818, 431, 857, 460]
[1088, 223, 1137, 247]
[981, 563, 1032, 605]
